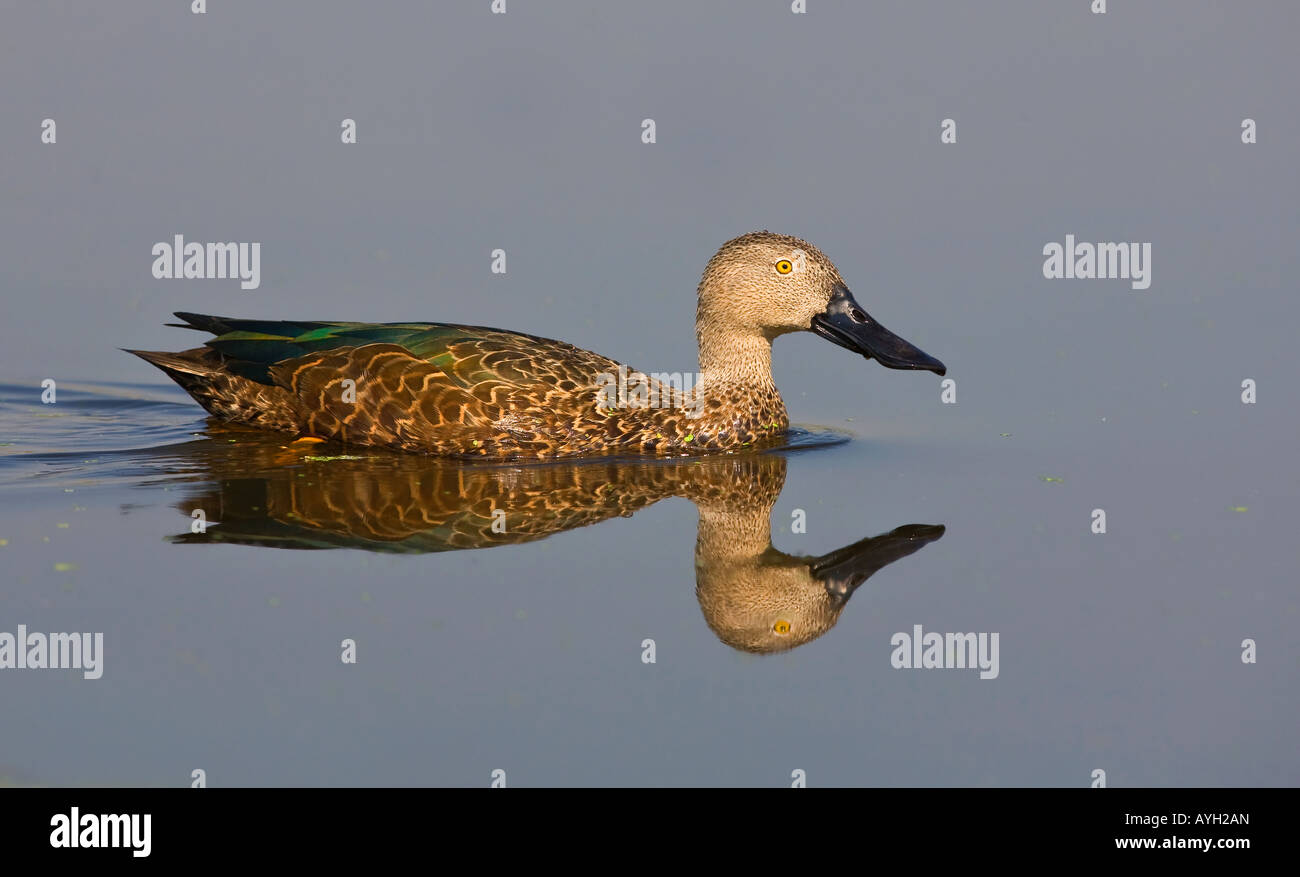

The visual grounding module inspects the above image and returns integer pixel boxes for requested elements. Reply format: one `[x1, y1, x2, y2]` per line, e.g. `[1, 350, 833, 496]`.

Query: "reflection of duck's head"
[680, 454, 944, 654]
[694, 490, 945, 654]
[698, 557, 847, 653]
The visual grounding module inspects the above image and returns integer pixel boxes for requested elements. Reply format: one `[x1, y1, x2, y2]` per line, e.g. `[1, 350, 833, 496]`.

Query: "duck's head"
[697, 231, 946, 376]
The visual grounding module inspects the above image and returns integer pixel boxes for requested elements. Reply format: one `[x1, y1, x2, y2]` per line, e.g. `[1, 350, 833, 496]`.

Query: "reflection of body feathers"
[171, 431, 943, 653]
[176, 453, 697, 553]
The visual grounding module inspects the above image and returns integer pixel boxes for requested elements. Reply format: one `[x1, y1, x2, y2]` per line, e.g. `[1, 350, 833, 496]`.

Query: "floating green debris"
[1039, 475, 1065, 483]
[1000, 433, 1012, 438]
[0, 538, 8, 547]
[54, 562, 77, 573]
[268, 596, 281, 608]
[1229, 506, 1248, 513]
[56, 523, 69, 529]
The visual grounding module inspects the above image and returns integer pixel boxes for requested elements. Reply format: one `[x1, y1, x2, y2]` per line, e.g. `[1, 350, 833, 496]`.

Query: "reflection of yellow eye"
[773, 620, 791, 635]
[775, 260, 793, 275]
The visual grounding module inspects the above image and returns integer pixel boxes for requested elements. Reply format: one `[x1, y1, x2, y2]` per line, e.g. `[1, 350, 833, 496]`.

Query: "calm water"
[0, 379, 1293, 787]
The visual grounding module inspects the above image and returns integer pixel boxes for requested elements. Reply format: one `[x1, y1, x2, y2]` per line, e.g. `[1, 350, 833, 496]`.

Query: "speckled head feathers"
[696, 230, 847, 339]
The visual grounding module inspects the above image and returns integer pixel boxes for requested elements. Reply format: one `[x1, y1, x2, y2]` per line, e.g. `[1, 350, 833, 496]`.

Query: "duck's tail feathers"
[167, 312, 238, 334]
[122, 347, 220, 378]
[124, 347, 300, 430]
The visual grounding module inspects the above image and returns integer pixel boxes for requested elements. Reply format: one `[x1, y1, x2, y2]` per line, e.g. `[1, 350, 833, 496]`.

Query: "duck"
[128, 231, 946, 460]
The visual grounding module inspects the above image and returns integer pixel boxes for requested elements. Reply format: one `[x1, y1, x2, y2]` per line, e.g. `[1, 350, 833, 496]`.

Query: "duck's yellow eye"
[775, 260, 793, 275]
[773, 620, 791, 636]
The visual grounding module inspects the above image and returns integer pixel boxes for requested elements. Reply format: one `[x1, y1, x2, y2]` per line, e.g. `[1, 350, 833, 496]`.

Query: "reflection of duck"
[170, 431, 944, 653]
[129, 231, 945, 460]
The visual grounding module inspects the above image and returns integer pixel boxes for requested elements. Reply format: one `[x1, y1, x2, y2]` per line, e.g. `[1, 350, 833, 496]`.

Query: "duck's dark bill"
[811, 284, 947, 376]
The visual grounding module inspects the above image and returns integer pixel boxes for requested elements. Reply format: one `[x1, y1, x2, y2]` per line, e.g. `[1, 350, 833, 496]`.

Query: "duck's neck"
[696, 329, 777, 395]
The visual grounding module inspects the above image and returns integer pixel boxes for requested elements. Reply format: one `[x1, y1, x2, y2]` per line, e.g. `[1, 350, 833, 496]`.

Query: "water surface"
[0, 381, 1292, 787]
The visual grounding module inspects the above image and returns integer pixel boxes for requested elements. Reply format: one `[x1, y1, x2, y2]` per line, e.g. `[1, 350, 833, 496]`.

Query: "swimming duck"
[129, 231, 946, 459]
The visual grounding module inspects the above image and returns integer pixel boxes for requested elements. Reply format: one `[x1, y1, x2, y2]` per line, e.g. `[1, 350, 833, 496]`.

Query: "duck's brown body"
[132, 320, 787, 460]
[128, 233, 944, 459]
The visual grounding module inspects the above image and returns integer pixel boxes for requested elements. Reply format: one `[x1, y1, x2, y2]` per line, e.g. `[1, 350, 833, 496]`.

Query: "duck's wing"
[167, 312, 619, 386]
[133, 313, 635, 455]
